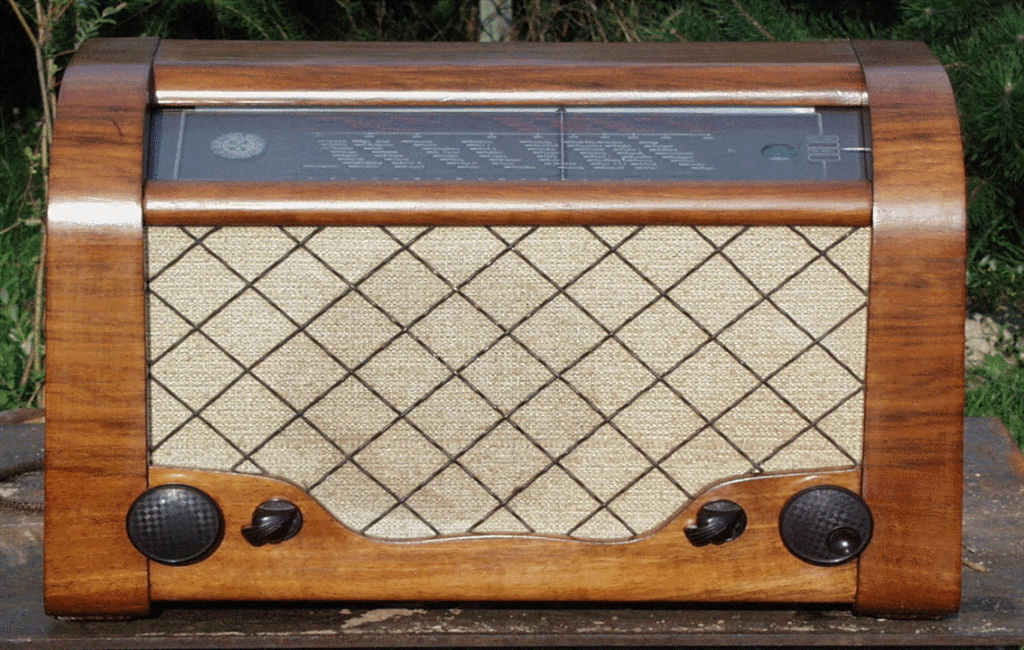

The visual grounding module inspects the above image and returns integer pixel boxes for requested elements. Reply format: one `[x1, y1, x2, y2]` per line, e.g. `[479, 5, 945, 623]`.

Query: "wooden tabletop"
[1, 416, 1021, 648]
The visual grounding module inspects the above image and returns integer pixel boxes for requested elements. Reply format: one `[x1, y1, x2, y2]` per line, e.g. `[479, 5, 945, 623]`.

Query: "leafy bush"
[0, 116, 43, 409]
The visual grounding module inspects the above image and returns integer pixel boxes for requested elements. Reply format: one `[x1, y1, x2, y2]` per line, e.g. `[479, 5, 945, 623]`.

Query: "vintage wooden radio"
[45, 38, 965, 618]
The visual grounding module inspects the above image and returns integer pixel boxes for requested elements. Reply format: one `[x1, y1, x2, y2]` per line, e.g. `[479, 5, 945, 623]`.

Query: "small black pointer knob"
[242, 499, 303, 546]
[685, 500, 747, 546]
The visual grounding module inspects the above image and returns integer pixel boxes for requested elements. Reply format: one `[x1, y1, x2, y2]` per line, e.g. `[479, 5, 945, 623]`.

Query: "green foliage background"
[2, 0, 1024, 435]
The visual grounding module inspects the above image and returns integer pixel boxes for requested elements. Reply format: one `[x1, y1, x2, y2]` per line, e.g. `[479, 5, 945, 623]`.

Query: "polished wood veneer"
[45, 37, 158, 618]
[143, 180, 873, 227]
[45, 38, 965, 618]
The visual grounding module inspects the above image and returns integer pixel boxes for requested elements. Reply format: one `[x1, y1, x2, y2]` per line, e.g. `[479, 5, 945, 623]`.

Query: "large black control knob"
[685, 499, 747, 547]
[779, 485, 872, 566]
[242, 499, 303, 546]
[126, 484, 224, 566]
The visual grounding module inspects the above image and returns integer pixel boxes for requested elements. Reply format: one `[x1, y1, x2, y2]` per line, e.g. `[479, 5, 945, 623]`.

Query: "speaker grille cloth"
[146, 225, 869, 540]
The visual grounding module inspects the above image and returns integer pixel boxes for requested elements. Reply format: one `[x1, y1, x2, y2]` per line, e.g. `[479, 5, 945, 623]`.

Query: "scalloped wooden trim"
[149, 467, 859, 603]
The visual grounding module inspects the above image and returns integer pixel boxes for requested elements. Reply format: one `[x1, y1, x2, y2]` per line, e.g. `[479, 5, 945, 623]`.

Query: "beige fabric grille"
[146, 224, 869, 540]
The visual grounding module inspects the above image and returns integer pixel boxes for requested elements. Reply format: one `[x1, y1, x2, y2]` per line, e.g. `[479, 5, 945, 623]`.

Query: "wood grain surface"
[43, 38, 966, 617]
[44, 37, 158, 617]
[143, 180, 873, 227]
[152, 40, 867, 107]
[853, 40, 966, 617]
[149, 467, 859, 603]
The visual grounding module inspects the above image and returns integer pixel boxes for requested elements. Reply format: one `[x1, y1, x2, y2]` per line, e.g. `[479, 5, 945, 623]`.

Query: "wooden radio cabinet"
[45, 38, 965, 618]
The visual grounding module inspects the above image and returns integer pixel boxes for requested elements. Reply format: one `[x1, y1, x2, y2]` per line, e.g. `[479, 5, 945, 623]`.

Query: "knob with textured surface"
[779, 485, 872, 565]
[126, 484, 224, 566]
[685, 499, 747, 547]
[242, 499, 303, 546]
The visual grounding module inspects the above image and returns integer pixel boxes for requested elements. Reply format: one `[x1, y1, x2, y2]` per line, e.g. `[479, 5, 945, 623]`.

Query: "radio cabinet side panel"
[44, 38, 158, 617]
[854, 41, 967, 617]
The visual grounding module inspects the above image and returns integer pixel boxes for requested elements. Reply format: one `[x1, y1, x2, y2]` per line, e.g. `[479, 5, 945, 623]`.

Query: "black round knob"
[779, 485, 872, 566]
[685, 499, 747, 547]
[242, 499, 303, 546]
[126, 484, 224, 566]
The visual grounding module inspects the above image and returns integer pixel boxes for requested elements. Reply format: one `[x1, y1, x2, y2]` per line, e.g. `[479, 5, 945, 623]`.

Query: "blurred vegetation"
[0, 117, 43, 410]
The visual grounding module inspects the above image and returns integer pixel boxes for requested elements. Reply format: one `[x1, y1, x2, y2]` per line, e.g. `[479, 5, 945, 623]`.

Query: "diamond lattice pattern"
[147, 225, 869, 540]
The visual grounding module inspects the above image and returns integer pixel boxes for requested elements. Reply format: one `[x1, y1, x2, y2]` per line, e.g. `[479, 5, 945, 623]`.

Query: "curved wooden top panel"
[143, 180, 872, 227]
[853, 40, 966, 617]
[45, 37, 158, 616]
[152, 40, 867, 107]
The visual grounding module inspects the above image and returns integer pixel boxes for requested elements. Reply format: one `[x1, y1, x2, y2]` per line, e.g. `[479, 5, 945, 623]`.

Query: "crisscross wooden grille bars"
[147, 224, 868, 539]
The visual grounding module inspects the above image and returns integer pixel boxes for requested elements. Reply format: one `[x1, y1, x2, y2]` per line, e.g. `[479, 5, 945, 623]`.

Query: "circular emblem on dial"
[210, 132, 266, 160]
